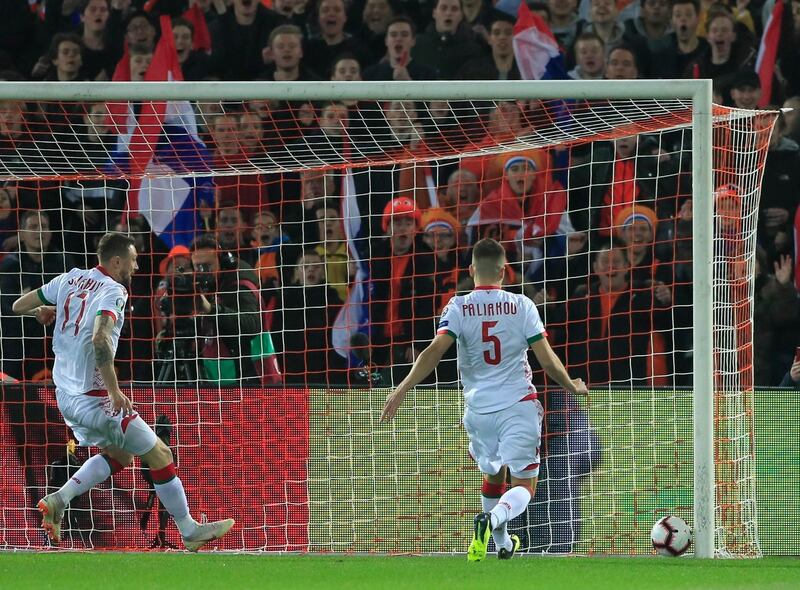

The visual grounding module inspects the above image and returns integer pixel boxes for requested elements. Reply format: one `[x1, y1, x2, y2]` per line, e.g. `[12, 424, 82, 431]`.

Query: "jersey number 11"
[61, 291, 89, 336]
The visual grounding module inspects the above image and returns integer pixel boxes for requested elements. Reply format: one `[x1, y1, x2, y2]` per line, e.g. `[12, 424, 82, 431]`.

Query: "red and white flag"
[756, 0, 784, 107]
[512, 2, 565, 80]
[107, 16, 212, 247]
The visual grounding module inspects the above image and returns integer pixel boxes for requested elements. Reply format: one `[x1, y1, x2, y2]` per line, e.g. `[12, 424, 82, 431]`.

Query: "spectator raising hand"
[678, 198, 692, 222]
[779, 349, 800, 389]
[791, 357, 800, 384]
[774, 254, 793, 285]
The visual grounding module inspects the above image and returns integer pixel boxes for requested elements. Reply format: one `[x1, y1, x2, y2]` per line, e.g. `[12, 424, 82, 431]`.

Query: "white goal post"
[0, 79, 754, 558]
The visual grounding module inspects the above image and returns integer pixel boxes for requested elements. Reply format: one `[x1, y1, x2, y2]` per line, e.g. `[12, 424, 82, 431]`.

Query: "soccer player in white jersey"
[381, 238, 588, 561]
[11, 233, 234, 551]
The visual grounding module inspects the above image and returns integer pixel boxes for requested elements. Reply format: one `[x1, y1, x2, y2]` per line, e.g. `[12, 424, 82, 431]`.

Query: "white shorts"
[55, 388, 158, 456]
[463, 396, 544, 479]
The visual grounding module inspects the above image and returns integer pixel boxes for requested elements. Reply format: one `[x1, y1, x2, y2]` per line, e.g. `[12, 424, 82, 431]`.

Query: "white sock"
[154, 476, 196, 537]
[482, 495, 512, 551]
[57, 454, 111, 504]
[489, 486, 532, 530]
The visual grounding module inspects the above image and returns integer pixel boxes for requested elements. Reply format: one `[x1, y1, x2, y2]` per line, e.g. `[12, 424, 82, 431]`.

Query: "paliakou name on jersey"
[437, 287, 546, 413]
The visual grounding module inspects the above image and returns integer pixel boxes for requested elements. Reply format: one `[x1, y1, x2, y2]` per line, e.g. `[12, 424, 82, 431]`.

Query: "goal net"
[0, 81, 774, 557]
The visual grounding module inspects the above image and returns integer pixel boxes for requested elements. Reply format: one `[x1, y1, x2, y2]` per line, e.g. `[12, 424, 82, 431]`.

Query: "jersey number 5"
[61, 291, 89, 336]
[482, 321, 501, 365]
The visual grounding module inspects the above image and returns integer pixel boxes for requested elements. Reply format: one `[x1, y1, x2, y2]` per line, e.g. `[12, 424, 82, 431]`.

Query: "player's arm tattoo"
[92, 314, 116, 368]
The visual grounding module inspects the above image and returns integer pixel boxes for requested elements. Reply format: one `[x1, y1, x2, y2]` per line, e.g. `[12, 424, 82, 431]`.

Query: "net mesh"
[0, 92, 775, 556]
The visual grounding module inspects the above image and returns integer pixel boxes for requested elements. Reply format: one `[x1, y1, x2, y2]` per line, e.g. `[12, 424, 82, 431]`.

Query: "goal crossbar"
[0, 80, 711, 102]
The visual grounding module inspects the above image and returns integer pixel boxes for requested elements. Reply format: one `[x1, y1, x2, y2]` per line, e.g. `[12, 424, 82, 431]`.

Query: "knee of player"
[509, 479, 536, 496]
[103, 450, 133, 472]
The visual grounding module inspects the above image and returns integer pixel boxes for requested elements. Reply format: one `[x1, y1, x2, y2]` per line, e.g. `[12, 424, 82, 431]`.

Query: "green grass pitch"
[1, 389, 796, 590]
[307, 388, 799, 554]
[0, 553, 797, 590]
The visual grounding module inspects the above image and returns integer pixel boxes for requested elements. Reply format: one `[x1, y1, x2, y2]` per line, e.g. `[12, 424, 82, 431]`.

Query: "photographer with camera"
[190, 234, 281, 386]
[154, 245, 200, 384]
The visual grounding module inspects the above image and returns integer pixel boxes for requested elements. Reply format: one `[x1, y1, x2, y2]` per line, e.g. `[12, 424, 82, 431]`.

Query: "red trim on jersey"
[95, 265, 114, 278]
[520, 392, 538, 402]
[85, 389, 107, 397]
[121, 414, 138, 433]
[100, 309, 118, 322]
[150, 463, 177, 484]
[473, 285, 501, 290]
[521, 462, 539, 473]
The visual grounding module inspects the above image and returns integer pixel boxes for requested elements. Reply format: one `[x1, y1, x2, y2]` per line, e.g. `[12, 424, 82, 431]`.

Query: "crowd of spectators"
[0, 0, 799, 390]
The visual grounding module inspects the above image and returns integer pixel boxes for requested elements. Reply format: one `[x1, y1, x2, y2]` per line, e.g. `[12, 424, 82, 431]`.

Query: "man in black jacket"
[411, 0, 484, 79]
[369, 197, 436, 384]
[189, 234, 266, 385]
[458, 12, 520, 80]
[553, 247, 671, 386]
[362, 17, 436, 81]
[0, 210, 77, 380]
[209, 0, 285, 80]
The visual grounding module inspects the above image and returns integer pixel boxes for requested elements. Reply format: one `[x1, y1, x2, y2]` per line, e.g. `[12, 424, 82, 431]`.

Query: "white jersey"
[437, 286, 546, 413]
[38, 267, 128, 394]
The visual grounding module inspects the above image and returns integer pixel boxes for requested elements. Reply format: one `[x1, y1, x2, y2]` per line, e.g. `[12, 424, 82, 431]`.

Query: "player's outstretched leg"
[142, 440, 234, 552]
[37, 454, 128, 544]
[467, 512, 492, 562]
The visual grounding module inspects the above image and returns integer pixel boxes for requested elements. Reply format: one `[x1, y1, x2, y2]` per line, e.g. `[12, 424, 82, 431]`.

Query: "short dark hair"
[97, 232, 135, 262]
[432, 0, 463, 11]
[269, 24, 303, 46]
[608, 43, 639, 69]
[472, 238, 506, 277]
[670, 0, 699, 13]
[386, 16, 416, 36]
[706, 6, 735, 29]
[488, 10, 516, 28]
[125, 10, 154, 30]
[171, 16, 195, 35]
[332, 51, 361, 67]
[20, 209, 48, 229]
[81, 0, 109, 13]
[575, 31, 605, 49]
[191, 233, 220, 252]
[48, 33, 83, 62]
